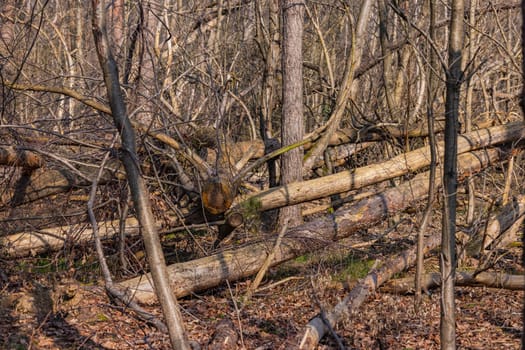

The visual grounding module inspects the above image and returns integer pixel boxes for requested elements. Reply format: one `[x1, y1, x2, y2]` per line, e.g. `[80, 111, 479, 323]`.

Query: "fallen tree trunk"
[381, 271, 525, 293]
[0, 217, 143, 258]
[297, 162, 522, 349]
[467, 194, 525, 255]
[119, 147, 504, 304]
[232, 122, 524, 213]
[0, 161, 122, 207]
[298, 232, 442, 349]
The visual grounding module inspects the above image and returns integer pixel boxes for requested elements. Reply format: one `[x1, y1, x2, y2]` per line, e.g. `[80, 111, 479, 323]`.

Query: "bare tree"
[520, 0, 525, 349]
[260, 0, 280, 189]
[441, 0, 465, 348]
[279, 0, 305, 227]
[415, 0, 440, 310]
[91, 1, 190, 348]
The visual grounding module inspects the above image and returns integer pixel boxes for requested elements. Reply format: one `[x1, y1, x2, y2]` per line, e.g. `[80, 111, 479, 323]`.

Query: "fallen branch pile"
[119, 147, 505, 304]
[2, 122, 521, 258]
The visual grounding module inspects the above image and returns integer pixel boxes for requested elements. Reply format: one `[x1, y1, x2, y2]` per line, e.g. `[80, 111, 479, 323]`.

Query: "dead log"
[207, 319, 239, 350]
[118, 148, 504, 304]
[233, 122, 524, 214]
[381, 271, 525, 293]
[0, 217, 143, 258]
[0, 161, 122, 207]
[297, 167, 523, 349]
[202, 175, 236, 215]
[298, 232, 443, 349]
[214, 210, 244, 247]
[465, 194, 525, 256]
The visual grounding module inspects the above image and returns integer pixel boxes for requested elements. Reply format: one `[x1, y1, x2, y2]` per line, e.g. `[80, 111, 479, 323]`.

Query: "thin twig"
[245, 220, 289, 300]
[226, 280, 244, 349]
[87, 137, 168, 333]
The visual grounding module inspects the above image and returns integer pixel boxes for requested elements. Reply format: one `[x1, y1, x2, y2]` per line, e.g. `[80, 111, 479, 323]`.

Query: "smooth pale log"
[118, 148, 504, 304]
[481, 195, 525, 251]
[0, 217, 142, 258]
[381, 271, 525, 293]
[233, 122, 524, 213]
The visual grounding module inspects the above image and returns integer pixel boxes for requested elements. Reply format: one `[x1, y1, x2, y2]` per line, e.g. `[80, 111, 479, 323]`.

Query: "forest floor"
[0, 218, 523, 349]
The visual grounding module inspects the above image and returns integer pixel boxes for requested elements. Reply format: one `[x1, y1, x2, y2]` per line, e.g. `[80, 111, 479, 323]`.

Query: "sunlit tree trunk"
[92, 1, 190, 348]
[279, 0, 305, 227]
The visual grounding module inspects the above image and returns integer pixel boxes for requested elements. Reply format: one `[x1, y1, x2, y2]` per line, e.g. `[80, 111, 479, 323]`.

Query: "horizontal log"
[233, 122, 524, 213]
[0, 217, 142, 258]
[298, 181, 524, 348]
[118, 148, 505, 304]
[0, 161, 123, 206]
[381, 271, 525, 293]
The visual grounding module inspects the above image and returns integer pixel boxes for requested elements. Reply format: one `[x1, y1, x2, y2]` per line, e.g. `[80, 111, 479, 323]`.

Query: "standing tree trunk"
[520, 1, 525, 348]
[91, 1, 190, 349]
[262, 0, 280, 189]
[279, 0, 305, 227]
[416, 0, 439, 310]
[441, 0, 464, 348]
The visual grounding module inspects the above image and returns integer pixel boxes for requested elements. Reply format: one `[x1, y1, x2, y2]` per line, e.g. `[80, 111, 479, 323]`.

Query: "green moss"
[335, 258, 375, 282]
[294, 255, 309, 263]
[241, 197, 262, 217]
[96, 313, 110, 322]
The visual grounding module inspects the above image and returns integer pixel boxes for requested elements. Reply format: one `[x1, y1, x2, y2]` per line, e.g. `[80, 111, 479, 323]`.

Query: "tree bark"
[118, 148, 504, 304]
[0, 146, 43, 168]
[260, 0, 280, 189]
[279, 0, 305, 227]
[1, 165, 118, 207]
[441, 0, 464, 347]
[416, 0, 439, 309]
[91, 1, 190, 348]
[466, 195, 525, 256]
[0, 217, 142, 258]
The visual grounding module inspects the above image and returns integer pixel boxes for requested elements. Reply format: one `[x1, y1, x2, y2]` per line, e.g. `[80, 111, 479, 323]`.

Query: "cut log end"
[225, 211, 243, 228]
[202, 177, 234, 215]
[214, 211, 245, 247]
[208, 318, 238, 350]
